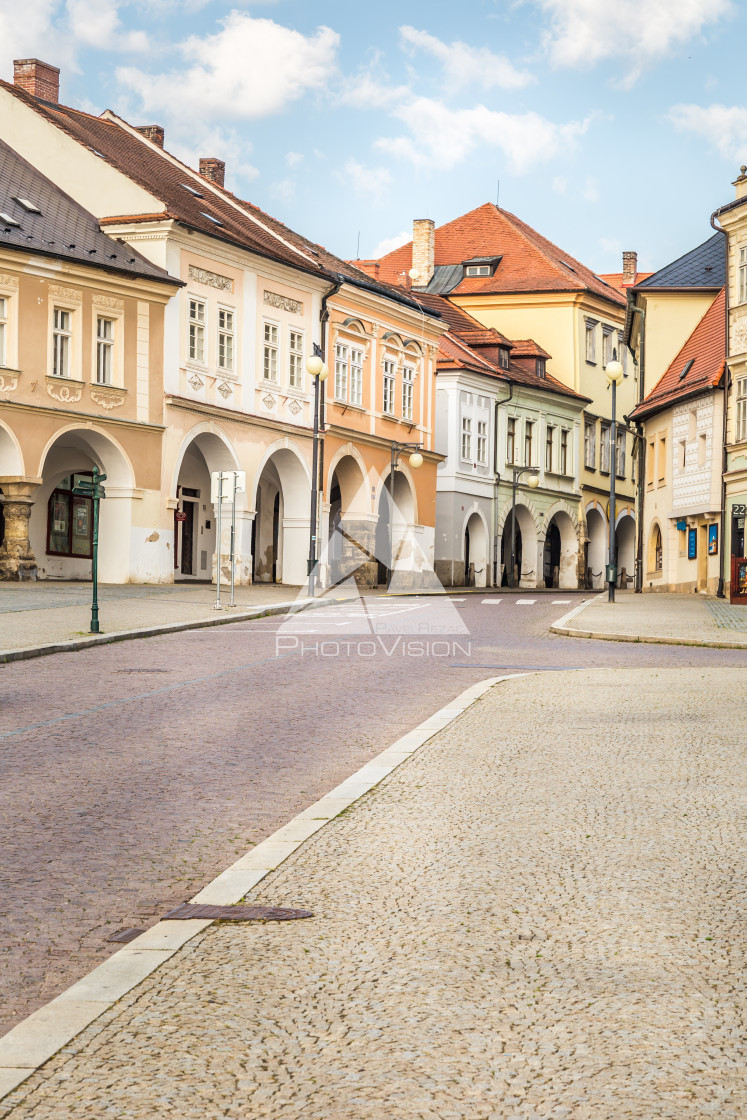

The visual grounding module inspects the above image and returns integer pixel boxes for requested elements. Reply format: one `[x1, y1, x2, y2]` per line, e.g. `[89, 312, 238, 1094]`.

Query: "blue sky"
[2, 1, 747, 274]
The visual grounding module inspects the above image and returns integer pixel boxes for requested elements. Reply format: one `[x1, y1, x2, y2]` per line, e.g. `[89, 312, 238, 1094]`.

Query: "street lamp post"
[72, 465, 107, 633]
[387, 442, 423, 591]
[605, 352, 625, 603]
[306, 346, 329, 598]
[509, 466, 540, 589]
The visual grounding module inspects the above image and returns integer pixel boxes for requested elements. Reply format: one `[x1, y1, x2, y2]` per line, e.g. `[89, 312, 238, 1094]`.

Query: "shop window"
[47, 473, 93, 558]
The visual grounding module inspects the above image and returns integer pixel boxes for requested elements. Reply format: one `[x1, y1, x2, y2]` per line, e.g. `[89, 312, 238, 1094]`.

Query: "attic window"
[560, 261, 576, 273]
[466, 264, 491, 277]
[537, 358, 546, 378]
[200, 212, 223, 226]
[0, 213, 20, 227]
[498, 348, 510, 370]
[679, 359, 695, 381]
[12, 197, 41, 214]
[181, 183, 204, 197]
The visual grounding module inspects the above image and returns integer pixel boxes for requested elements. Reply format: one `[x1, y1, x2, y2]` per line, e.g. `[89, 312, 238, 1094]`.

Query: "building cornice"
[0, 399, 165, 431]
[164, 394, 314, 438]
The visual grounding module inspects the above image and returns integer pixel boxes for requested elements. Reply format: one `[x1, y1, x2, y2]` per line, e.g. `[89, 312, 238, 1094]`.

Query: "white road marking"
[552, 600, 572, 604]
[515, 599, 536, 605]
[481, 598, 503, 604]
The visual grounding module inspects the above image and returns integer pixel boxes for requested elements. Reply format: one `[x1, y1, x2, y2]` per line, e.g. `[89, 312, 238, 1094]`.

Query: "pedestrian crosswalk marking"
[552, 599, 572, 604]
[481, 598, 503, 604]
[515, 599, 536, 604]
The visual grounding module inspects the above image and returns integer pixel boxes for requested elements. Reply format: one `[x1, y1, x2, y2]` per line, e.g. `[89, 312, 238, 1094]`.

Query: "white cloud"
[67, 0, 148, 53]
[535, 0, 733, 85]
[270, 177, 295, 202]
[582, 175, 599, 203]
[552, 176, 567, 194]
[117, 13, 339, 121]
[337, 59, 410, 109]
[599, 236, 622, 258]
[372, 229, 411, 258]
[375, 97, 592, 173]
[0, 0, 69, 70]
[285, 151, 304, 168]
[335, 158, 392, 206]
[668, 102, 747, 160]
[399, 25, 533, 90]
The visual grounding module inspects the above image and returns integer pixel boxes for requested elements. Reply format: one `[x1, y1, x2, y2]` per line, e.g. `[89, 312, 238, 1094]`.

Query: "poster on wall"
[73, 502, 89, 538]
[52, 497, 67, 535]
[688, 528, 697, 559]
[708, 524, 718, 555]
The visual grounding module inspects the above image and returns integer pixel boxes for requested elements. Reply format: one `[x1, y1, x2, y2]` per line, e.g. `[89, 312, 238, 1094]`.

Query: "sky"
[2, 0, 747, 275]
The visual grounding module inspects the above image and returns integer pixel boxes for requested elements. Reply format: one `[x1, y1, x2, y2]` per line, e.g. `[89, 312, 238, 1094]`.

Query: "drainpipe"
[493, 380, 514, 586]
[710, 209, 728, 598]
[628, 294, 646, 592]
[317, 280, 342, 571]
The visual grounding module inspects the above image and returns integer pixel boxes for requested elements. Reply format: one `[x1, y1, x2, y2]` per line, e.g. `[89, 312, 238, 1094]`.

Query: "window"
[584, 419, 596, 468]
[52, 308, 72, 377]
[383, 359, 395, 415]
[740, 247, 747, 305]
[545, 426, 554, 471]
[188, 299, 205, 364]
[737, 377, 747, 442]
[647, 440, 655, 487]
[402, 366, 414, 421]
[499, 348, 510, 370]
[600, 422, 611, 473]
[350, 347, 363, 406]
[289, 330, 303, 389]
[679, 439, 687, 470]
[465, 264, 490, 276]
[263, 322, 278, 381]
[461, 416, 472, 460]
[653, 524, 663, 572]
[536, 358, 546, 378]
[602, 328, 614, 368]
[334, 343, 349, 401]
[47, 473, 93, 558]
[477, 420, 487, 465]
[658, 434, 667, 485]
[524, 420, 534, 466]
[560, 429, 569, 475]
[615, 429, 625, 477]
[618, 332, 628, 374]
[96, 317, 114, 385]
[585, 320, 596, 363]
[507, 417, 516, 464]
[218, 308, 234, 372]
[0, 296, 7, 366]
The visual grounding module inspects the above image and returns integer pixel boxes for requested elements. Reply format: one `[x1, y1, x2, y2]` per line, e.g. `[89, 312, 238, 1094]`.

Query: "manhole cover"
[162, 903, 312, 922]
[107, 928, 145, 943]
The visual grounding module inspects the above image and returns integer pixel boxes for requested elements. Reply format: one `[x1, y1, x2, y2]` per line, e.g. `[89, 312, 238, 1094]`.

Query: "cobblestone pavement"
[0, 581, 300, 651]
[2, 594, 745, 1039]
[566, 591, 747, 642]
[2, 666, 744, 1119]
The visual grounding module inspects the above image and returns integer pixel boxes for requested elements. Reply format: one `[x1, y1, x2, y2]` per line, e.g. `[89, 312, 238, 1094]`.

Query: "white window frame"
[615, 429, 625, 478]
[0, 282, 19, 371]
[0, 294, 8, 368]
[507, 417, 516, 464]
[465, 264, 491, 277]
[402, 365, 414, 421]
[524, 419, 534, 466]
[602, 327, 614, 368]
[51, 307, 74, 379]
[600, 422, 611, 473]
[736, 376, 747, 442]
[350, 346, 363, 406]
[188, 297, 206, 366]
[461, 416, 472, 461]
[334, 343, 349, 402]
[476, 419, 487, 465]
[546, 425, 554, 472]
[739, 248, 747, 305]
[560, 428, 569, 475]
[288, 329, 304, 389]
[95, 316, 115, 385]
[584, 418, 596, 469]
[263, 320, 279, 382]
[585, 320, 597, 363]
[217, 306, 235, 374]
[382, 359, 395, 415]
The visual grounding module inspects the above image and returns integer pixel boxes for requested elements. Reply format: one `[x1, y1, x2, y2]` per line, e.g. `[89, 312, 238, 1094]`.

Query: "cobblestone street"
[2, 665, 744, 1119]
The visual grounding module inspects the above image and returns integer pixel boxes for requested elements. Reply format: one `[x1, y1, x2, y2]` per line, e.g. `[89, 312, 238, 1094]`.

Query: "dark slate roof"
[0, 138, 179, 285]
[635, 233, 725, 291]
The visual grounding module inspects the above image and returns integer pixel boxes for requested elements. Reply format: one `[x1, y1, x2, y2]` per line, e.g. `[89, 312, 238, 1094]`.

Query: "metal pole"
[510, 469, 517, 590]
[215, 472, 223, 610]
[308, 374, 320, 598]
[608, 381, 617, 603]
[229, 472, 237, 607]
[90, 466, 100, 634]
[387, 444, 396, 590]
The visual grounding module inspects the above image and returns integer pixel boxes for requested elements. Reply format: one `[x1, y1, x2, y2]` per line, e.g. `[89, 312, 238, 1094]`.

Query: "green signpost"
[72, 466, 107, 633]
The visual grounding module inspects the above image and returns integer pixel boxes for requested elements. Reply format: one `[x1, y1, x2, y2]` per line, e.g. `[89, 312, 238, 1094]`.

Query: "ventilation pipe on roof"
[411, 219, 435, 289]
[199, 158, 225, 188]
[13, 58, 59, 103]
[136, 125, 165, 148]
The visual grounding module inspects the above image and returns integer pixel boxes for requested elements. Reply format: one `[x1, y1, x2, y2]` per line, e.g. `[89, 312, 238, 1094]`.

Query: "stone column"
[0, 481, 39, 581]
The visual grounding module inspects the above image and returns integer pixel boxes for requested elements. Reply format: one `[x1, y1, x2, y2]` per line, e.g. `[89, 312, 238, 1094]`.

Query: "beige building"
[0, 138, 180, 582]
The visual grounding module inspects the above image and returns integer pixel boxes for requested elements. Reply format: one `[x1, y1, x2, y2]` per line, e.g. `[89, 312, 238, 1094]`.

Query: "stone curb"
[550, 595, 747, 650]
[0, 671, 523, 1100]
[0, 594, 352, 666]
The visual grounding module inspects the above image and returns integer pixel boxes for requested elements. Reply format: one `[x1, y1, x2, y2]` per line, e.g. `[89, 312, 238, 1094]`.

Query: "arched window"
[649, 523, 663, 573]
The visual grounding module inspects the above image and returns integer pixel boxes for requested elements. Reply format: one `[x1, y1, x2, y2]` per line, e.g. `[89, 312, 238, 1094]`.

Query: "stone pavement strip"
[1, 667, 745, 1119]
[552, 590, 747, 648]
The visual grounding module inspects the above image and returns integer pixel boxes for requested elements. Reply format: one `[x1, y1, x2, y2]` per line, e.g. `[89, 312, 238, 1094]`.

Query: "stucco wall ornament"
[288, 398, 302, 415]
[264, 290, 303, 315]
[90, 386, 126, 410]
[733, 318, 747, 354]
[217, 381, 233, 399]
[188, 373, 204, 391]
[92, 294, 125, 311]
[46, 376, 83, 403]
[0, 370, 19, 393]
[0, 273, 19, 290]
[48, 285, 82, 303]
[262, 393, 276, 409]
[188, 265, 233, 292]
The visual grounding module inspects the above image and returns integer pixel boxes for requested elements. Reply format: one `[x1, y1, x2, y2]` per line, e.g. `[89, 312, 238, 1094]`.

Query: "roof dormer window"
[462, 255, 501, 279]
[465, 264, 491, 277]
[498, 348, 510, 369]
[537, 358, 546, 378]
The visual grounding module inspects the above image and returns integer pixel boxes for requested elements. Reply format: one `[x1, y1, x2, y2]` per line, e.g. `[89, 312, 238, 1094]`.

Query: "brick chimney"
[136, 125, 164, 148]
[622, 250, 637, 286]
[13, 58, 59, 103]
[199, 158, 225, 188]
[411, 218, 435, 288]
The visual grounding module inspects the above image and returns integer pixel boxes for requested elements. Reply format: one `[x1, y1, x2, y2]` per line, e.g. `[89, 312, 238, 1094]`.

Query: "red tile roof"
[363, 203, 625, 306]
[630, 289, 725, 421]
[599, 271, 653, 292]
